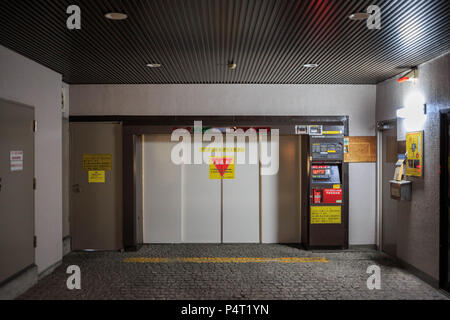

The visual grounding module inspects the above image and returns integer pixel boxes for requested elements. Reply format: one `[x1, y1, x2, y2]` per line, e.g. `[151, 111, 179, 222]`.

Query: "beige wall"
[70, 84, 376, 136]
[70, 83, 378, 245]
[0, 45, 63, 273]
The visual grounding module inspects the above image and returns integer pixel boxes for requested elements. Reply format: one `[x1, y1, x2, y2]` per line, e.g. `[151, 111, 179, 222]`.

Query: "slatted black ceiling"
[0, 0, 449, 84]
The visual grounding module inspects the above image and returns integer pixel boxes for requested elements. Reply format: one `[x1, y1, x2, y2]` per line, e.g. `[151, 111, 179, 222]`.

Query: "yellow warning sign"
[323, 131, 342, 135]
[88, 171, 105, 183]
[83, 154, 112, 171]
[406, 131, 423, 177]
[311, 206, 341, 224]
[209, 157, 235, 179]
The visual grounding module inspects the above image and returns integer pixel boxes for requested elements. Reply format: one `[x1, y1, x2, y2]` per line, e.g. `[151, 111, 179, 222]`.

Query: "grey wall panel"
[261, 136, 301, 244]
[134, 136, 144, 245]
[348, 163, 376, 245]
[62, 118, 70, 239]
[69, 84, 376, 137]
[376, 52, 450, 280]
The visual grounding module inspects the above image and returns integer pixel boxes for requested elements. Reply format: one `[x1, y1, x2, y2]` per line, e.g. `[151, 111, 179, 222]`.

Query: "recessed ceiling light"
[227, 61, 237, 70]
[303, 63, 319, 68]
[105, 12, 128, 20]
[349, 12, 370, 21]
[146, 63, 162, 68]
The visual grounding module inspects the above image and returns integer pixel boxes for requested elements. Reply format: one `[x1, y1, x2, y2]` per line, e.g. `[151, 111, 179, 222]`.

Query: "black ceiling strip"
[278, 0, 358, 84]
[307, 0, 447, 84]
[253, 0, 313, 83]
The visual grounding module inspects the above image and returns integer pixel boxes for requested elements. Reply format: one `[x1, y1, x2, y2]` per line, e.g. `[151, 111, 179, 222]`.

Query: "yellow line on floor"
[123, 257, 328, 264]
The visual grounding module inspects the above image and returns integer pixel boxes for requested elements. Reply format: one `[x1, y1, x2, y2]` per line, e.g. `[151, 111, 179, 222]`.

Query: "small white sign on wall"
[10, 151, 24, 172]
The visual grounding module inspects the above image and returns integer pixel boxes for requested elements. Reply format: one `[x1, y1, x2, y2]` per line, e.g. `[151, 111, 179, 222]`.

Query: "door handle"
[72, 184, 81, 193]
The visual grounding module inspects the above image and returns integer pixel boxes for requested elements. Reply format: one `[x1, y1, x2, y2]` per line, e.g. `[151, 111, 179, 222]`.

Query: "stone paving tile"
[18, 244, 449, 300]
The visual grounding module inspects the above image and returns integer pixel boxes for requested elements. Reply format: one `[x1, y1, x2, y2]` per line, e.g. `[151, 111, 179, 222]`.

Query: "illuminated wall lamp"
[396, 105, 426, 119]
[396, 92, 426, 119]
[396, 91, 427, 131]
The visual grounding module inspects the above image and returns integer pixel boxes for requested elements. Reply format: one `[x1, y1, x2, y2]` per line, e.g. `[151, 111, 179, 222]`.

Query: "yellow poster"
[311, 206, 341, 224]
[406, 131, 423, 177]
[88, 171, 105, 183]
[209, 157, 235, 179]
[83, 154, 112, 171]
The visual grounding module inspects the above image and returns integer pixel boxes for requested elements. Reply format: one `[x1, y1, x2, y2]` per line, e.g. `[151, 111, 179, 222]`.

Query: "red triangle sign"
[212, 157, 233, 177]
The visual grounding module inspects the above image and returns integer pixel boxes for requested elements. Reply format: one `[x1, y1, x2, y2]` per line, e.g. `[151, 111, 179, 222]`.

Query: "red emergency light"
[397, 68, 418, 83]
[397, 76, 410, 83]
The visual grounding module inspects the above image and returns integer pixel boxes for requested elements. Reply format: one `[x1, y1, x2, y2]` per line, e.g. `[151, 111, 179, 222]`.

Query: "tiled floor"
[19, 244, 449, 300]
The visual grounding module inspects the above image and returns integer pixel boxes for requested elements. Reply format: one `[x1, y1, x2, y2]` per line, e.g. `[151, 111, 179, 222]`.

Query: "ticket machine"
[303, 125, 348, 249]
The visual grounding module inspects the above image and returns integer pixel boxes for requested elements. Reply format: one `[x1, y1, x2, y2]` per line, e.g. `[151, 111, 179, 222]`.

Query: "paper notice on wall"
[88, 171, 105, 183]
[310, 206, 342, 224]
[83, 154, 112, 171]
[10, 151, 24, 172]
[406, 131, 423, 177]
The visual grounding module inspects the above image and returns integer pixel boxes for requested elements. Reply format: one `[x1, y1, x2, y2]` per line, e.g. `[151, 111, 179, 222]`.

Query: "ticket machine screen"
[311, 165, 340, 183]
[311, 166, 331, 179]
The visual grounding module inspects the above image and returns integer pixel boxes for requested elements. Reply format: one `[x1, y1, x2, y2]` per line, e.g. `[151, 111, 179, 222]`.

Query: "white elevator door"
[182, 142, 221, 243]
[143, 135, 182, 243]
[223, 139, 260, 243]
[142, 133, 299, 244]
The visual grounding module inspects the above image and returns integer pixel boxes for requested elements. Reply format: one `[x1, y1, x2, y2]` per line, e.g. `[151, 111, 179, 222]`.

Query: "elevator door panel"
[223, 140, 260, 243]
[143, 135, 182, 243]
[182, 142, 221, 243]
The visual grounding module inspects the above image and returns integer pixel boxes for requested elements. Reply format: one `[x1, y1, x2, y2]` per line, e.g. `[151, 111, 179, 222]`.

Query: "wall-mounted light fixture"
[397, 68, 418, 83]
[397, 91, 427, 131]
[396, 91, 426, 118]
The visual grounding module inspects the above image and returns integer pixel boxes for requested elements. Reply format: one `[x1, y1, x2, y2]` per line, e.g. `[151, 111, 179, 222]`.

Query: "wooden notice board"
[344, 136, 377, 163]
